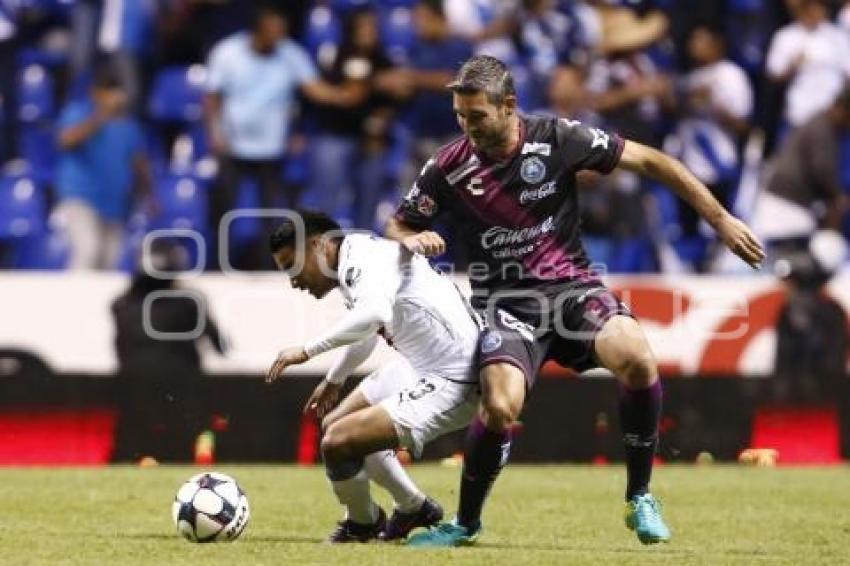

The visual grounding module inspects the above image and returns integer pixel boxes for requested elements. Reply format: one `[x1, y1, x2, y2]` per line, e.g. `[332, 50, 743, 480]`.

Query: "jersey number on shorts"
[401, 378, 436, 402]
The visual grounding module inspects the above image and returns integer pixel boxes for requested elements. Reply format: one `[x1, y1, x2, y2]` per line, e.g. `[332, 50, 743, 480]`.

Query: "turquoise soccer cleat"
[405, 519, 482, 547]
[625, 493, 671, 544]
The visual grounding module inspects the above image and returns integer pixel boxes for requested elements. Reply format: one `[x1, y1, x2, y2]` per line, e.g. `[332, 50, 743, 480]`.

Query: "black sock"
[457, 416, 512, 529]
[619, 380, 662, 501]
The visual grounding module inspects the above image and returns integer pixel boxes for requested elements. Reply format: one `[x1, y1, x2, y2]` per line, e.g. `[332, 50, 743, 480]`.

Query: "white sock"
[330, 468, 378, 524]
[364, 450, 425, 513]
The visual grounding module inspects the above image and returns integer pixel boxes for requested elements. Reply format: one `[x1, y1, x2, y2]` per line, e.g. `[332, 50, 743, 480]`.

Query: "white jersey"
[336, 233, 479, 380]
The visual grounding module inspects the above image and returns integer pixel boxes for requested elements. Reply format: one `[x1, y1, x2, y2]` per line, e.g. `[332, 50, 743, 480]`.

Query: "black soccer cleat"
[327, 506, 387, 543]
[379, 497, 444, 541]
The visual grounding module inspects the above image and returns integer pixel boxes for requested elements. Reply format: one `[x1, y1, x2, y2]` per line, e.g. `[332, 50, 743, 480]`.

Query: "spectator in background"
[750, 86, 850, 258]
[581, 6, 671, 271]
[773, 230, 848, 403]
[671, 25, 752, 264]
[0, 6, 19, 165]
[111, 241, 226, 463]
[390, 0, 473, 178]
[70, 0, 159, 108]
[765, 0, 850, 131]
[203, 3, 361, 270]
[515, 0, 599, 109]
[54, 67, 152, 270]
[841, 1, 850, 32]
[307, 7, 396, 230]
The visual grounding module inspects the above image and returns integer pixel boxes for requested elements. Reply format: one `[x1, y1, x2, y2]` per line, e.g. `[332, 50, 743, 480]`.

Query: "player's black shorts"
[472, 280, 632, 387]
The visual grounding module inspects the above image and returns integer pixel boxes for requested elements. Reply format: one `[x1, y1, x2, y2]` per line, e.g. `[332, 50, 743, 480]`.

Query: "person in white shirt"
[765, 0, 850, 128]
[266, 211, 481, 543]
[203, 4, 362, 270]
[672, 25, 753, 261]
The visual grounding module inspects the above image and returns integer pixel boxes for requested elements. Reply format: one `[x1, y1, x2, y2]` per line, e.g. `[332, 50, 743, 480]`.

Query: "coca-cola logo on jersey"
[519, 181, 557, 205]
[481, 216, 555, 250]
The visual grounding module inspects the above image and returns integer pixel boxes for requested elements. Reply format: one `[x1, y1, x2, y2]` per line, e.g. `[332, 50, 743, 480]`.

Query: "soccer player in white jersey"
[265, 210, 481, 543]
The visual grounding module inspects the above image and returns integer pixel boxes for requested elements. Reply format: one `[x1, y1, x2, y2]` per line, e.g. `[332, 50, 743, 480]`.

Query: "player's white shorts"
[357, 358, 419, 406]
[357, 358, 479, 458]
[381, 374, 479, 458]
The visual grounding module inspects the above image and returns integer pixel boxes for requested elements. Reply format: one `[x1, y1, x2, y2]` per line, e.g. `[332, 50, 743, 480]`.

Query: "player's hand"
[715, 213, 765, 270]
[402, 231, 446, 257]
[265, 347, 309, 383]
[303, 380, 342, 417]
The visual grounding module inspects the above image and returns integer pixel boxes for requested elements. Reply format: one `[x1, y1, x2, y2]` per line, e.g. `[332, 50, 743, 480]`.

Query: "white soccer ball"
[171, 472, 250, 543]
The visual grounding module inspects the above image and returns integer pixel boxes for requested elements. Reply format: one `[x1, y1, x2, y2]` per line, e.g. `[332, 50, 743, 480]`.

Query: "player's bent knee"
[320, 423, 351, 463]
[614, 349, 657, 388]
[481, 395, 519, 431]
[321, 413, 340, 433]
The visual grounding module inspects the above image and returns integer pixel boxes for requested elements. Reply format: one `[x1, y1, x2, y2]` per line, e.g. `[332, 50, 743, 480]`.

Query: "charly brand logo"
[589, 127, 610, 150]
[466, 176, 484, 196]
[519, 180, 557, 204]
[480, 216, 555, 250]
[520, 156, 546, 184]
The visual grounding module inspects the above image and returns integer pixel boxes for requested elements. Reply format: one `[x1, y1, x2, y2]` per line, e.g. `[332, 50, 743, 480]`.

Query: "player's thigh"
[323, 389, 371, 431]
[322, 405, 400, 456]
[593, 315, 658, 387]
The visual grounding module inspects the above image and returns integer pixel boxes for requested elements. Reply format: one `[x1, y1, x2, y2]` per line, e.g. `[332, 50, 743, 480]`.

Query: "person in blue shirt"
[54, 66, 152, 270]
[203, 3, 363, 271]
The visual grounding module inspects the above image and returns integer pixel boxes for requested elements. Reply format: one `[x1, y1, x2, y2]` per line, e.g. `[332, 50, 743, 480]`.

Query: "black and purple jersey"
[395, 114, 625, 293]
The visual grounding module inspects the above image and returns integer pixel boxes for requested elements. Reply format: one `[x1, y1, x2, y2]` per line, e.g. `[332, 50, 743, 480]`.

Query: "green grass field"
[0, 464, 848, 565]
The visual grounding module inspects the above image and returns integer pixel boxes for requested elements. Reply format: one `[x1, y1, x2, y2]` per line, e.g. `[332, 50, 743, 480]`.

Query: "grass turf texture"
[0, 465, 848, 565]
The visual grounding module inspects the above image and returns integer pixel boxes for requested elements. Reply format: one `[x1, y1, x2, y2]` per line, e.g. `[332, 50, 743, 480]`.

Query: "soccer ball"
[172, 472, 250, 542]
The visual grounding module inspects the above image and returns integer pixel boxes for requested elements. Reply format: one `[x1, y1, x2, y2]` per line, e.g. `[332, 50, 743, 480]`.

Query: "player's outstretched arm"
[385, 215, 446, 256]
[617, 140, 765, 269]
[266, 301, 392, 384]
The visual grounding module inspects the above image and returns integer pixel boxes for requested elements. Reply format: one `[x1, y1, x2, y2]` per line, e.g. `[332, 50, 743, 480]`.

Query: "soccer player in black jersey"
[386, 55, 764, 546]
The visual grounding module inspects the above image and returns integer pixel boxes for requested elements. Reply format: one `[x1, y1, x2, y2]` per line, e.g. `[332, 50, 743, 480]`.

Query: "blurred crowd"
[0, 0, 849, 273]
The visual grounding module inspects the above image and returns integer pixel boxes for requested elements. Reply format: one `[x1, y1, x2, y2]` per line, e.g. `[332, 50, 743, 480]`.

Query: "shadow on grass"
[114, 532, 324, 544]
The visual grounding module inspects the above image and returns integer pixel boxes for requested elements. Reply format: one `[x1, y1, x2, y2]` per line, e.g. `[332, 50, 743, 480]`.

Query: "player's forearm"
[620, 140, 727, 228]
[385, 215, 421, 242]
[324, 335, 379, 385]
[303, 300, 392, 359]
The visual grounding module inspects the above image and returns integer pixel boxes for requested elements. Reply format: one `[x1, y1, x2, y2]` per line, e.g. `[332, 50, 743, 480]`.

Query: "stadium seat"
[19, 125, 56, 184]
[148, 65, 206, 123]
[11, 229, 71, 270]
[0, 173, 46, 240]
[303, 6, 340, 64]
[17, 64, 54, 123]
[152, 173, 209, 234]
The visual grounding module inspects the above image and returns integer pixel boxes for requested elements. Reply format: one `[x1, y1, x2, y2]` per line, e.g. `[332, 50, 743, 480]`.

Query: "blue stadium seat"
[152, 173, 209, 233]
[19, 125, 56, 184]
[12, 230, 71, 270]
[304, 6, 341, 62]
[0, 173, 46, 240]
[331, 0, 372, 11]
[17, 64, 54, 123]
[148, 65, 206, 123]
[378, 6, 416, 65]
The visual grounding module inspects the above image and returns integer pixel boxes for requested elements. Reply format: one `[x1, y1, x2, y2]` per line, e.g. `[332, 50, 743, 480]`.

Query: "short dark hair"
[92, 65, 122, 90]
[447, 55, 516, 105]
[251, 1, 285, 29]
[269, 210, 341, 254]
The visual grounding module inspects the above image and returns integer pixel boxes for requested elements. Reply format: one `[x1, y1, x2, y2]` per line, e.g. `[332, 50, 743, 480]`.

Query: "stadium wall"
[1, 273, 848, 465]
